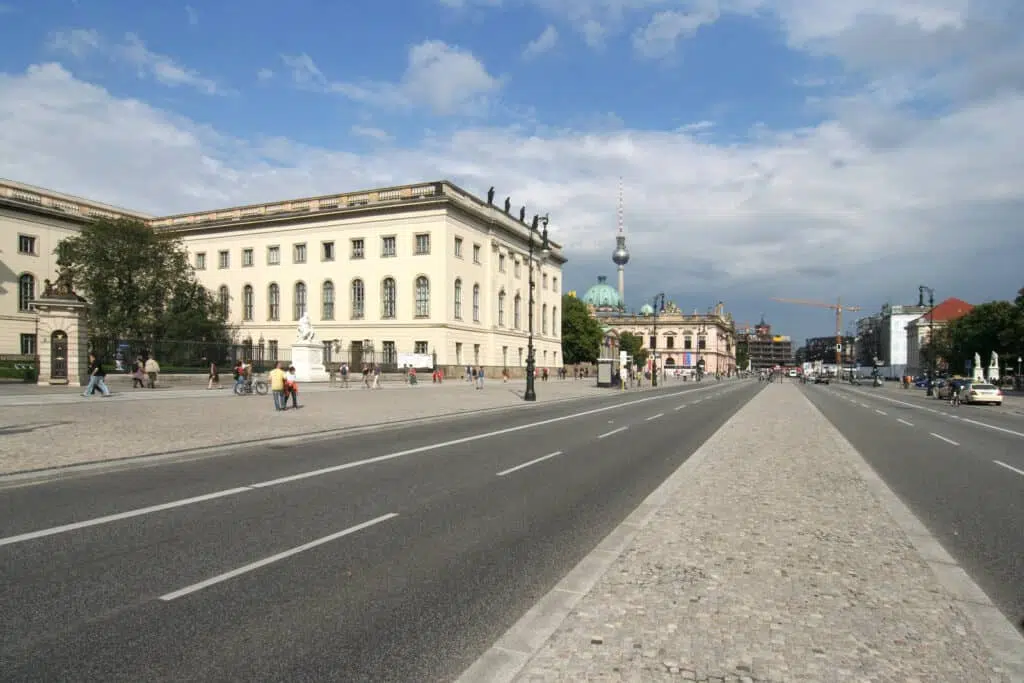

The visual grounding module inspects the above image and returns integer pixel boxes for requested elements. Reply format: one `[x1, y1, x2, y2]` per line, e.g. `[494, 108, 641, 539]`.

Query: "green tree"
[560, 294, 603, 364]
[618, 331, 648, 368]
[735, 341, 749, 371]
[58, 217, 230, 343]
[941, 296, 1023, 374]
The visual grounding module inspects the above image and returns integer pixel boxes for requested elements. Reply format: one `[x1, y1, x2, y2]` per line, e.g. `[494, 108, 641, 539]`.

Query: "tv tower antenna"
[617, 176, 624, 234]
[612, 176, 630, 305]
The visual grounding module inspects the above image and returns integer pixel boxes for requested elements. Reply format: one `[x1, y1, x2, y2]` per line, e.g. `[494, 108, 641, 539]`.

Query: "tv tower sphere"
[613, 234, 630, 266]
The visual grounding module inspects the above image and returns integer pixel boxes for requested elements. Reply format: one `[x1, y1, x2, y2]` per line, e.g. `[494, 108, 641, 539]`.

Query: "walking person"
[207, 360, 219, 389]
[144, 356, 160, 388]
[268, 362, 287, 411]
[285, 365, 301, 409]
[131, 357, 146, 388]
[340, 362, 349, 388]
[82, 353, 111, 397]
[475, 366, 484, 390]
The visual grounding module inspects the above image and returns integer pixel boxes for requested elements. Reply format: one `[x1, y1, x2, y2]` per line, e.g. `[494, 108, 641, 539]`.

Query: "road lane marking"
[598, 426, 628, 439]
[497, 452, 563, 477]
[674, 404, 686, 410]
[0, 382, 743, 548]
[645, 413, 664, 421]
[875, 409, 887, 415]
[993, 460, 1024, 477]
[930, 433, 960, 446]
[0, 487, 252, 548]
[159, 513, 398, 601]
[897, 419, 914, 427]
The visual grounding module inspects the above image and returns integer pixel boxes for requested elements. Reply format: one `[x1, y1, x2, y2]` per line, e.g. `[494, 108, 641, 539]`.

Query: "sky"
[1, 0, 1022, 343]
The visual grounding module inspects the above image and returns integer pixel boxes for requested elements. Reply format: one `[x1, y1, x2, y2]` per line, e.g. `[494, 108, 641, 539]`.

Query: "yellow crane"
[771, 297, 863, 369]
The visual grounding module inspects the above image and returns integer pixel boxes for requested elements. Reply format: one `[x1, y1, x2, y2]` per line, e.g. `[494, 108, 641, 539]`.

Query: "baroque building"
[0, 178, 566, 376]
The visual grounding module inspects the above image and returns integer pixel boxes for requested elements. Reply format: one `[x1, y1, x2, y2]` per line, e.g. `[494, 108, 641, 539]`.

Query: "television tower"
[612, 177, 630, 306]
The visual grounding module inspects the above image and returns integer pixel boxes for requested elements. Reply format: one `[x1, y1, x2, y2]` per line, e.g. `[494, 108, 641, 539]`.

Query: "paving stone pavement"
[0, 377, 679, 475]
[512, 383, 1015, 682]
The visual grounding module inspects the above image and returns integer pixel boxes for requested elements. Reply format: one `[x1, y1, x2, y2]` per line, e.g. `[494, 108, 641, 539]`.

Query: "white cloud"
[282, 41, 502, 116]
[632, 8, 720, 59]
[48, 29, 102, 59]
[2, 60, 1021, 309]
[523, 25, 558, 59]
[256, 68, 274, 81]
[351, 125, 393, 142]
[185, 5, 199, 26]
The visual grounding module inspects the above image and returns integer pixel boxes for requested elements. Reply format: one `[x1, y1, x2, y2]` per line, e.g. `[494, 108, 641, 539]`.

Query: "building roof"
[919, 297, 973, 323]
[582, 276, 622, 310]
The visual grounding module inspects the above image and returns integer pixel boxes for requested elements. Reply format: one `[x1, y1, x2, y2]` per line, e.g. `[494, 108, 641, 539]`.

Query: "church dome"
[582, 275, 622, 310]
[639, 303, 654, 316]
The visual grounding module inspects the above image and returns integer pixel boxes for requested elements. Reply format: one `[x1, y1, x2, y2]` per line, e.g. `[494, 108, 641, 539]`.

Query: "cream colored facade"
[0, 178, 566, 375]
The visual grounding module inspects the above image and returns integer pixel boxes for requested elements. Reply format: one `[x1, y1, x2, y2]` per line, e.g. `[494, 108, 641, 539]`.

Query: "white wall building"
[1, 179, 567, 376]
[878, 303, 927, 377]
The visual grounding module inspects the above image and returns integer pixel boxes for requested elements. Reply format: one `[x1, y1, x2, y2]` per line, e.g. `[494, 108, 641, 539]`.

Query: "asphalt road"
[800, 381, 1024, 635]
[0, 379, 760, 682]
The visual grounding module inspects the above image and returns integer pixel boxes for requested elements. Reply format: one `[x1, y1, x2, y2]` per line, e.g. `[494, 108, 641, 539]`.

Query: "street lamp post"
[650, 293, 665, 387]
[919, 285, 936, 396]
[523, 214, 551, 402]
[1017, 355, 1022, 390]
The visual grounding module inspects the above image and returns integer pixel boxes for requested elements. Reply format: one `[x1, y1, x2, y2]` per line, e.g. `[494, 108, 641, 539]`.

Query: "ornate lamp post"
[524, 214, 551, 401]
[919, 286, 935, 396]
[696, 319, 708, 380]
[650, 293, 665, 386]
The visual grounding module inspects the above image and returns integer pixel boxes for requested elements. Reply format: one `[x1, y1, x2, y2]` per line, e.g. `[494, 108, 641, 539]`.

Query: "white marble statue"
[988, 350, 1000, 382]
[972, 352, 984, 381]
[295, 312, 316, 343]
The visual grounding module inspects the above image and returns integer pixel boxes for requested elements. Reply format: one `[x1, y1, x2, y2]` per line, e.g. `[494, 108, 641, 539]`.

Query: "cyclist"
[949, 381, 962, 407]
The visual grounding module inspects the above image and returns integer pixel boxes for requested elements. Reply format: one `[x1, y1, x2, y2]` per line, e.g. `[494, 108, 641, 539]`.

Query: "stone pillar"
[31, 296, 90, 386]
[290, 342, 330, 382]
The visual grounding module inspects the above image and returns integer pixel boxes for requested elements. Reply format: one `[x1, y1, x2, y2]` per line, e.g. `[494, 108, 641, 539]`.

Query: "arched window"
[498, 290, 506, 326]
[415, 276, 430, 317]
[218, 285, 230, 317]
[382, 277, 396, 319]
[552, 306, 558, 337]
[17, 273, 35, 312]
[322, 280, 335, 320]
[351, 279, 365, 319]
[268, 283, 280, 320]
[242, 285, 254, 321]
[472, 284, 480, 322]
[514, 294, 522, 329]
[542, 303, 548, 334]
[294, 281, 307, 320]
[453, 279, 462, 319]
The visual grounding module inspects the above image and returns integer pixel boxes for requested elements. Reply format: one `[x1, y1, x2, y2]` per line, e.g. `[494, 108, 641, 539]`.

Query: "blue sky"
[1, 0, 1023, 344]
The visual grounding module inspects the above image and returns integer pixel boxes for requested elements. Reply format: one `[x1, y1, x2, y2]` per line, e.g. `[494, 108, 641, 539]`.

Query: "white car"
[961, 382, 1003, 405]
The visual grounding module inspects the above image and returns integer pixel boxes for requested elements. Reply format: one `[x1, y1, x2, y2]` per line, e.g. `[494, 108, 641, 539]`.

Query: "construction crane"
[771, 297, 862, 371]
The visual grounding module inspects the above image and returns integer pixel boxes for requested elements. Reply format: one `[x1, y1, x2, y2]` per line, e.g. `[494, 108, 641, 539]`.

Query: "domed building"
[581, 275, 624, 312]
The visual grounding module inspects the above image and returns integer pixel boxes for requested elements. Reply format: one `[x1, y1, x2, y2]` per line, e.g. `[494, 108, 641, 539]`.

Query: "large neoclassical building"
[1, 178, 566, 375]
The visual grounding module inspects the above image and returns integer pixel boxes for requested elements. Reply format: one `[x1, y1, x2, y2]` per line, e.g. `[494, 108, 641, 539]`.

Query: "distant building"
[878, 303, 928, 377]
[854, 314, 883, 367]
[738, 317, 793, 370]
[802, 336, 856, 365]
[905, 297, 974, 375]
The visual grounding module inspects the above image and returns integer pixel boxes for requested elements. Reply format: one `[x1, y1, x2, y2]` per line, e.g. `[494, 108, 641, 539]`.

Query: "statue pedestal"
[290, 342, 329, 382]
[31, 296, 90, 386]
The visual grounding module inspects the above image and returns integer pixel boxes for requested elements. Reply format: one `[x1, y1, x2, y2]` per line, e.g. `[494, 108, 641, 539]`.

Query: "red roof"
[921, 297, 973, 323]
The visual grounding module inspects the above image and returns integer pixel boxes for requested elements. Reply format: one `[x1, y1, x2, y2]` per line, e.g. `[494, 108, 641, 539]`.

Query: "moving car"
[960, 382, 1003, 405]
[936, 379, 969, 400]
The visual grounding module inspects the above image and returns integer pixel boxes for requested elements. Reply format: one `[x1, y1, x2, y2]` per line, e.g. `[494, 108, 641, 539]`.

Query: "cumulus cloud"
[632, 9, 719, 59]
[523, 25, 558, 59]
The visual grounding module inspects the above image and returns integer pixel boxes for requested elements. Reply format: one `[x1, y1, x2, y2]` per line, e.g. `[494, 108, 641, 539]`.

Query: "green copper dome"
[639, 303, 654, 316]
[582, 275, 622, 310]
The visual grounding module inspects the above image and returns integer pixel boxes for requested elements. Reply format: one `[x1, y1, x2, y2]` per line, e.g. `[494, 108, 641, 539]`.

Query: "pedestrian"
[144, 356, 160, 388]
[285, 365, 300, 409]
[475, 366, 484, 390]
[268, 361, 287, 410]
[207, 360, 219, 389]
[340, 362, 349, 388]
[82, 353, 111, 397]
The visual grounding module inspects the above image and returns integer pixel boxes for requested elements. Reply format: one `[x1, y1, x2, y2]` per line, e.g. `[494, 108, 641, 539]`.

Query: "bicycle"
[234, 378, 269, 396]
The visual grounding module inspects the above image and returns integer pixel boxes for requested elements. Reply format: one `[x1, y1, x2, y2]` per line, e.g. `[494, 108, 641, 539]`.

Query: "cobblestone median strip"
[466, 383, 1019, 682]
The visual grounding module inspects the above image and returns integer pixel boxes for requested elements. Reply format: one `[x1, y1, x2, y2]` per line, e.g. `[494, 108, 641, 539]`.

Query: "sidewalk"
[499, 384, 1021, 682]
[0, 377, 673, 476]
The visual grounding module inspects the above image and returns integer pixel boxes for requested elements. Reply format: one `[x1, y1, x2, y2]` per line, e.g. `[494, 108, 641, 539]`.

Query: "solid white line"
[159, 513, 398, 601]
[0, 383, 730, 548]
[496, 452, 563, 477]
[598, 426, 628, 439]
[645, 413, 664, 421]
[897, 418, 914, 427]
[875, 409, 887, 415]
[993, 460, 1024, 477]
[673, 404, 686, 411]
[930, 432, 960, 446]
[0, 487, 252, 548]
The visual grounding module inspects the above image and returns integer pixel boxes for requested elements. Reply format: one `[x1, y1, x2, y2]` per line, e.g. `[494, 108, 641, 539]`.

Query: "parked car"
[960, 382, 1003, 405]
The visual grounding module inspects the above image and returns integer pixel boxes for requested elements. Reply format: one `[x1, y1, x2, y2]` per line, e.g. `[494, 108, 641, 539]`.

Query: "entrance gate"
[50, 330, 68, 380]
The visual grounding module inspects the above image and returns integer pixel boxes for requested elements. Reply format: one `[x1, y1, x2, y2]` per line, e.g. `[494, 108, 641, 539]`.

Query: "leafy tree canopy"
[618, 331, 648, 368]
[927, 287, 1024, 373]
[58, 217, 231, 343]
[560, 294, 603, 364]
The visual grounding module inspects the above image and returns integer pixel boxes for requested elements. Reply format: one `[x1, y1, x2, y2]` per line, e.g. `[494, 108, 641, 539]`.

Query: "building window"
[194, 252, 206, 270]
[502, 346, 508, 367]
[20, 333, 37, 355]
[243, 285, 254, 321]
[542, 303, 548, 334]
[268, 245, 281, 265]
[218, 250, 230, 269]
[382, 277, 396, 319]
[415, 341, 429, 355]
[415, 233, 430, 255]
[293, 243, 307, 264]
[454, 237, 463, 257]
[498, 291, 506, 326]
[472, 284, 480, 322]
[698, 337, 707, 350]
[649, 335, 656, 349]
[351, 238, 365, 259]
[351, 279, 365, 319]
[542, 273, 548, 289]
[552, 307, 558, 337]
[499, 254, 506, 272]
[322, 280, 335, 320]
[514, 294, 522, 329]
[684, 336, 693, 350]
[294, 281, 307, 320]
[455, 342, 463, 365]
[218, 285, 230, 317]
[383, 341, 397, 367]
[242, 248, 254, 267]
[514, 260, 521, 278]
[473, 244, 481, 263]
[268, 283, 280, 320]
[553, 277, 558, 291]
[17, 273, 35, 311]
[454, 279, 462, 319]
[381, 236, 397, 257]
[18, 235, 37, 255]
[268, 340, 278, 361]
[474, 344, 480, 365]
[415, 276, 430, 318]
[322, 241, 335, 261]
[666, 336, 675, 349]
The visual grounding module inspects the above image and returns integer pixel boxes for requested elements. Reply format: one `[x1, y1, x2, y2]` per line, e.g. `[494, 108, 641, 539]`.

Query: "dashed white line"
[930, 433, 960, 446]
[645, 413, 664, 421]
[897, 418, 914, 427]
[875, 409, 888, 415]
[159, 513, 398, 601]
[993, 460, 1024, 477]
[598, 426, 628, 439]
[496, 451, 563, 477]
[673, 404, 687, 411]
